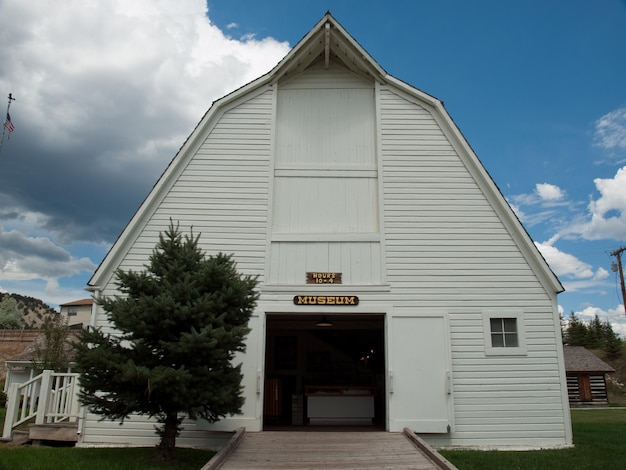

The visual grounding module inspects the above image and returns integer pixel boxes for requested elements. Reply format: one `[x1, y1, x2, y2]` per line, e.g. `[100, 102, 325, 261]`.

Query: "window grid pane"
[490, 318, 503, 333]
[504, 333, 519, 347]
[503, 318, 517, 332]
[490, 317, 518, 348]
[491, 333, 504, 347]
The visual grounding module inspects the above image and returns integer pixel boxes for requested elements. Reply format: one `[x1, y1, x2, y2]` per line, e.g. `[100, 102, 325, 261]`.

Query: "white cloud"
[0, 282, 86, 311]
[592, 168, 626, 215]
[535, 241, 609, 285]
[0, 0, 290, 175]
[512, 183, 565, 206]
[568, 166, 626, 240]
[535, 183, 564, 201]
[0, 0, 292, 307]
[535, 241, 591, 278]
[509, 183, 571, 227]
[0, 0, 290, 239]
[560, 268, 610, 293]
[0, 226, 97, 281]
[594, 106, 626, 151]
[0, 205, 103, 301]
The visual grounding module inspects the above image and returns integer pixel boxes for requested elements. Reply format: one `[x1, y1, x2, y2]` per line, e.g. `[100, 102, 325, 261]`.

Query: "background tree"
[0, 296, 24, 329]
[586, 315, 605, 349]
[604, 325, 624, 360]
[563, 313, 588, 346]
[33, 315, 70, 373]
[563, 312, 623, 359]
[73, 222, 259, 461]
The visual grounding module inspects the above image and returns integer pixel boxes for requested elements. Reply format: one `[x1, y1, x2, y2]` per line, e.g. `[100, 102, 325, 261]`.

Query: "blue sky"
[0, 1, 625, 333]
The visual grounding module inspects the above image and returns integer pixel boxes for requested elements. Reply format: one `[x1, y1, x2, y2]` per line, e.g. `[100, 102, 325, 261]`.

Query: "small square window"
[68, 307, 78, 316]
[483, 311, 527, 355]
[490, 318, 519, 348]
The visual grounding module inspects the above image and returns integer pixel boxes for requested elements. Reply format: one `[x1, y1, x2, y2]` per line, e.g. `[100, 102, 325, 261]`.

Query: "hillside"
[592, 344, 626, 406]
[0, 292, 58, 329]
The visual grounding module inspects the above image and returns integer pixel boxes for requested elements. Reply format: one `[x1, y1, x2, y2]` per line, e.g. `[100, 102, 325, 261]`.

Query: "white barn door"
[388, 316, 451, 433]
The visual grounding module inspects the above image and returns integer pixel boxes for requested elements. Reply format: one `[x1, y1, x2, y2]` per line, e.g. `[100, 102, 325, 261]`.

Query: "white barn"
[83, 13, 572, 450]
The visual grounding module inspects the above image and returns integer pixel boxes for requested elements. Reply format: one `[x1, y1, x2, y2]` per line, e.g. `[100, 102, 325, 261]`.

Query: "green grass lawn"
[1, 408, 625, 469]
[0, 407, 215, 470]
[440, 408, 626, 470]
[0, 447, 215, 470]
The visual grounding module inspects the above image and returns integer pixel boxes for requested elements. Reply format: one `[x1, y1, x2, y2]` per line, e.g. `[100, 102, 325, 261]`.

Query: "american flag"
[4, 112, 14, 138]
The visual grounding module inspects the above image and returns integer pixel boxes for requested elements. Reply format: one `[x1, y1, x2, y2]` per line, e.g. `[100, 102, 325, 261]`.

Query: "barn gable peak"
[269, 13, 387, 85]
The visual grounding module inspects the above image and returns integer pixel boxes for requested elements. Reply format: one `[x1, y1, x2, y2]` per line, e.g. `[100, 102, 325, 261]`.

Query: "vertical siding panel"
[329, 243, 342, 272]
[268, 61, 381, 285]
[272, 176, 379, 233]
[277, 62, 375, 167]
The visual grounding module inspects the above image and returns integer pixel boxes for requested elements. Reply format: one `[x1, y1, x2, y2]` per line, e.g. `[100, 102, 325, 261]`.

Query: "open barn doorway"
[263, 313, 385, 429]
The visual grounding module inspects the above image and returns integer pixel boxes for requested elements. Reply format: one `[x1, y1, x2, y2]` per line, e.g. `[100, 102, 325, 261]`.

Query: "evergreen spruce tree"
[601, 319, 624, 360]
[604, 327, 624, 360]
[564, 313, 588, 346]
[73, 222, 258, 460]
[564, 312, 624, 360]
[587, 315, 605, 349]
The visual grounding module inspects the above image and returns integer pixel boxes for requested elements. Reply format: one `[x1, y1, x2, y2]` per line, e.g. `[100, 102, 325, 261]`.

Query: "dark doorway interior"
[263, 314, 385, 429]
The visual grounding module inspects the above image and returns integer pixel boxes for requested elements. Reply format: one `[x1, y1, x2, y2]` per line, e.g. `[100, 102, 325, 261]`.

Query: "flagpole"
[0, 93, 16, 156]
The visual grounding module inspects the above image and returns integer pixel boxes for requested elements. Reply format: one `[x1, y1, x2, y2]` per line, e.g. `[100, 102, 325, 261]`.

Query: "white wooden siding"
[115, 94, 271, 275]
[380, 87, 568, 448]
[84, 90, 274, 447]
[380, 87, 550, 305]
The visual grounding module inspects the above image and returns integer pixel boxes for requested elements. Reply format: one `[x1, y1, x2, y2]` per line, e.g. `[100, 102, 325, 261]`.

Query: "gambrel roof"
[89, 12, 563, 295]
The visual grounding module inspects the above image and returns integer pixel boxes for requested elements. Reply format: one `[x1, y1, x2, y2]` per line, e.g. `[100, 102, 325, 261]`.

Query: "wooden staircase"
[1, 423, 79, 446]
[2, 370, 80, 445]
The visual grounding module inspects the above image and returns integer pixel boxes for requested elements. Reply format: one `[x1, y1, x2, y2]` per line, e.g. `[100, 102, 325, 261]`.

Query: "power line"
[610, 247, 626, 315]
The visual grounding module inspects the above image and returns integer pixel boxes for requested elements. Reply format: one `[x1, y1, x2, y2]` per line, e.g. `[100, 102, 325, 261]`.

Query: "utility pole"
[611, 247, 626, 315]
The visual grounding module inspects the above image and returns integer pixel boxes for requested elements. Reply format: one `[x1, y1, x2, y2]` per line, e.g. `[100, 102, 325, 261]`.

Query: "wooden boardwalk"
[210, 430, 457, 470]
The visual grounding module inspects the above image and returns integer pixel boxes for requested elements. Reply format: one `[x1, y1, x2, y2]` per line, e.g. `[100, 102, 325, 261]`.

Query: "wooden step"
[29, 423, 79, 443]
[0, 430, 30, 446]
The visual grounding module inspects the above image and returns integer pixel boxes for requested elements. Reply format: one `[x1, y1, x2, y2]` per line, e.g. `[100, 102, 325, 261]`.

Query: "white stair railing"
[2, 370, 80, 439]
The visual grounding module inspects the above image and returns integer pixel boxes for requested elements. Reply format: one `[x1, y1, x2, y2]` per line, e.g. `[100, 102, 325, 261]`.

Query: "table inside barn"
[305, 385, 376, 425]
